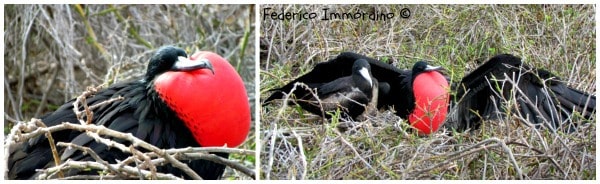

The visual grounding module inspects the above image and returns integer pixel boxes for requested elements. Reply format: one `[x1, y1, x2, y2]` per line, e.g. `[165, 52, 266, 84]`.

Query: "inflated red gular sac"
[265, 52, 595, 135]
[264, 52, 450, 135]
[406, 61, 450, 135]
[153, 51, 251, 148]
[7, 46, 250, 180]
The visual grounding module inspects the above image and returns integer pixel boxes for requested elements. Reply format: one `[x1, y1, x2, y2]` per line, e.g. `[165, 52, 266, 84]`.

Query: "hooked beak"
[172, 56, 215, 74]
[424, 65, 444, 72]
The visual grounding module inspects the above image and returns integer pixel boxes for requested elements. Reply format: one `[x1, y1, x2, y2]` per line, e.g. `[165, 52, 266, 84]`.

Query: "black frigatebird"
[264, 52, 450, 134]
[396, 61, 449, 134]
[265, 52, 404, 111]
[7, 46, 251, 179]
[267, 58, 377, 120]
[449, 54, 596, 132]
[264, 52, 595, 134]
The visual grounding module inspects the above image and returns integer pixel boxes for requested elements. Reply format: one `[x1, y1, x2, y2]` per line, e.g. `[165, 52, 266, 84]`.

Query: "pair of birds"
[6, 47, 595, 179]
[7, 46, 251, 180]
[264, 52, 596, 134]
[264, 53, 449, 134]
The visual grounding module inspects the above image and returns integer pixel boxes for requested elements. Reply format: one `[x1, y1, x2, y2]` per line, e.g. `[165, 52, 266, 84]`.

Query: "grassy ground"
[260, 4, 595, 179]
[4, 4, 255, 179]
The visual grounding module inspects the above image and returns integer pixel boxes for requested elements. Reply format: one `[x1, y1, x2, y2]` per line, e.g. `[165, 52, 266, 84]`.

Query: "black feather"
[8, 46, 228, 180]
[450, 54, 595, 132]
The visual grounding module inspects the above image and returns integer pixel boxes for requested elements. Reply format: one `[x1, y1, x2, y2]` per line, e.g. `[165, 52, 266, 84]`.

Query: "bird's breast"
[409, 71, 450, 134]
[153, 51, 250, 148]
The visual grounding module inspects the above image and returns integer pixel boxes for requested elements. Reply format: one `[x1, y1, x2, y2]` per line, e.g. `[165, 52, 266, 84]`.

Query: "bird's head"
[150, 46, 251, 148]
[412, 61, 443, 74]
[145, 46, 214, 82]
[352, 59, 373, 88]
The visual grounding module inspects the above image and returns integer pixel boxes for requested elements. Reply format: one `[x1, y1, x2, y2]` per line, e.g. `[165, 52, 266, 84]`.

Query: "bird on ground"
[264, 52, 402, 108]
[449, 54, 596, 132]
[264, 52, 595, 134]
[265, 52, 450, 134]
[266, 59, 377, 120]
[7, 46, 251, 179]
[396, 61, 449, 134]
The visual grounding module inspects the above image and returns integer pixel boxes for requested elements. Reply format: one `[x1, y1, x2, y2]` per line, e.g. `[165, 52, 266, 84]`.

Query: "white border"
[254, 3, 262, 180]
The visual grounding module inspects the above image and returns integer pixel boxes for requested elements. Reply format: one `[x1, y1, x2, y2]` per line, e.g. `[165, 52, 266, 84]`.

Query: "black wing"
[8, 81, 226, 179]
[449, 54, 595, 132]
[316, 76, 356, 97]
[264, 52, 410, 108]
[316, 77, 372, 119]
[7, 83, 139, 179]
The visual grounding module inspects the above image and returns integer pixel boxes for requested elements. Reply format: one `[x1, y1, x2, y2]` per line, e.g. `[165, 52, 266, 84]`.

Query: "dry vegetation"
[4, 4, 255, 179]
[260, 4, 595, 179]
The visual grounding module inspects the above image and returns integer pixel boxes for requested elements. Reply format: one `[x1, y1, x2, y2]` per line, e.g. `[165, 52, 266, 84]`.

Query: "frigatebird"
[449, 54, 596, 132]
[264, 52, 595, 134]
[398, 61, 449, 134]
[265, 52, 402, 107]
[7, 46, 251, 179]
[268, 59, 377, 120]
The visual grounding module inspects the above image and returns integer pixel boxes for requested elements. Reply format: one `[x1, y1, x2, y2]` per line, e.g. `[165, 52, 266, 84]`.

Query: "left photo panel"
[3, 4, 256, 180]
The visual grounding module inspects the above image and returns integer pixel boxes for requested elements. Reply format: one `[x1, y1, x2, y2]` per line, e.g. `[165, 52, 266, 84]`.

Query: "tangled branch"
[5, 87, 255, 180]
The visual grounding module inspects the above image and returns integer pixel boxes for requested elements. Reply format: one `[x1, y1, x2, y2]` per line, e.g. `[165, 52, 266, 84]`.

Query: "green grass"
[260, 4, 595, 180]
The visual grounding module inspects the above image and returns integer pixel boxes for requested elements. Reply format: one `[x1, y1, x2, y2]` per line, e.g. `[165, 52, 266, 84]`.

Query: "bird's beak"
[425, 65, 444, 72]
[172, 56, 215, 74]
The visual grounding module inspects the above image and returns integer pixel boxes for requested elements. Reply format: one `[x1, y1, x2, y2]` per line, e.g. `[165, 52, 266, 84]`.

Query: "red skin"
[408, 71, 449, 135]
[153, 51, 251, 147]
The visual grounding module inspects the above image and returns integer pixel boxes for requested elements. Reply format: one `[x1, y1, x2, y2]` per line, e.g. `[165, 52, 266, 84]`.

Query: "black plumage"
[265, 52, 404, 105]
[265, 52, 595, 133]
[391, 61, 446, 119]
[449, 54, 596, 132]
[8, 46, 226, 180]
[264, 52, 447, 121]
[266, 58, 378, 119]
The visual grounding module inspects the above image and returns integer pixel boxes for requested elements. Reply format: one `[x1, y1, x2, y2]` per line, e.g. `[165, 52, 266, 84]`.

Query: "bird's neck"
[352, 75, 370, 93]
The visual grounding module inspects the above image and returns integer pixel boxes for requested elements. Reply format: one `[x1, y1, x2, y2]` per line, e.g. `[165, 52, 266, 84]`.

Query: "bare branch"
[35, 121, 64, 178]
[37, 160, 183, 180]
[55, 142, 126, 178]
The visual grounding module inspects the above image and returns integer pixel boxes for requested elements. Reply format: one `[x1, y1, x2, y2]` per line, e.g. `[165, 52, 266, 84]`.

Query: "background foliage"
[260, 4, 595, 179]
[4, 4, 255, 179]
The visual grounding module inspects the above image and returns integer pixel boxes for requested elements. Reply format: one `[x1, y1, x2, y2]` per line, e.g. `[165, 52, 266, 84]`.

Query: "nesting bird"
[450, 54, 596, 132]
[267, 59, 377, 120]
[265, 52, 595, 134]
[8, 46, 251, 179]
[395, 61, 449, 134]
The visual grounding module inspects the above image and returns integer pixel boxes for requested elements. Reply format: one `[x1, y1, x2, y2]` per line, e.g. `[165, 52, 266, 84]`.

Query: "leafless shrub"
[5, 85, 256, 179]
[260, 4, 595, 179]
[4, 4, 255, 179]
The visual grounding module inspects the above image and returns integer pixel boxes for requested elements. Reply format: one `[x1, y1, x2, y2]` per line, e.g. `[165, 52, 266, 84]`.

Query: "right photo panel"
[260, 4, 595, 180]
